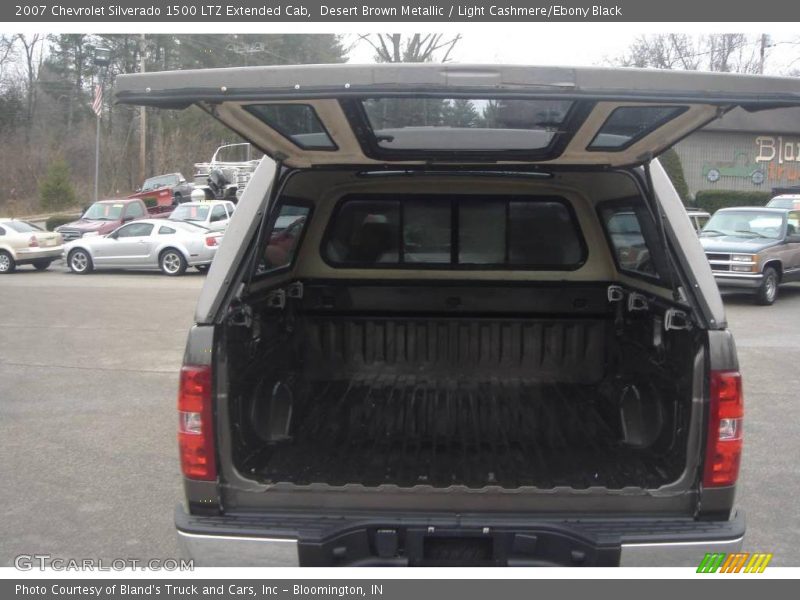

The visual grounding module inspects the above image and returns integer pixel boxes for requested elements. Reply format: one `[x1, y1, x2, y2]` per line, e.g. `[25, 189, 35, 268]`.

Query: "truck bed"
[248, 374, 681, 489]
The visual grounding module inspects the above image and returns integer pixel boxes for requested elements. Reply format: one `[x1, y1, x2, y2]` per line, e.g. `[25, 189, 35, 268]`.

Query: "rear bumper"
[175, 505, 744, 567]
[13, 247, 63, 264]
[713, 272, 763, 290]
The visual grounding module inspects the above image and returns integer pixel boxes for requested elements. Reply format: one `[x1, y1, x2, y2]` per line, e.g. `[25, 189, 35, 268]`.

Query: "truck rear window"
[323, 195, 585, 270]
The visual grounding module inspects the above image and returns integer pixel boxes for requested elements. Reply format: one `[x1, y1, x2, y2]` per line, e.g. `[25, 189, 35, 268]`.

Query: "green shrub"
[39, 159, 78, 211]
[45, 214, 80, 231]
[659, 149, 690, 202]
[694, 190, 772, 214]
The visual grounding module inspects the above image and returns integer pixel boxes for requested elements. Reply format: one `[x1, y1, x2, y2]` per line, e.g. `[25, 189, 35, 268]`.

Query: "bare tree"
[16, 34, 44, 134]
[615, 34, 764, 73]
[0, 35, 16, 78]
[357, 34, 461, 63]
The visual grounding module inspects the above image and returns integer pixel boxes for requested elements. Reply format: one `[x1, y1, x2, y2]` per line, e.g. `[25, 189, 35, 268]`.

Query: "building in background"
[674, 107, 800, 199]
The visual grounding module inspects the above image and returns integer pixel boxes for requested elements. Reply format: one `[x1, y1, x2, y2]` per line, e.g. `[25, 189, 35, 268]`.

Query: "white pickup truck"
[168, 200, 236, 232]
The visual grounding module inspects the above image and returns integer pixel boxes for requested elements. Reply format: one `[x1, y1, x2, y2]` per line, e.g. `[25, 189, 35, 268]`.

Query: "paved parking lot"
[1, 264, 799, 566]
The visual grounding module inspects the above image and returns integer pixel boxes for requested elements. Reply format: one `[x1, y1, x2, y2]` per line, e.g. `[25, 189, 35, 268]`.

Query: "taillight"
[29, 235, 39, 248]
[703, 370, 743, 487]
[205, 236, 218, 247]
[178, 365, 217, 480]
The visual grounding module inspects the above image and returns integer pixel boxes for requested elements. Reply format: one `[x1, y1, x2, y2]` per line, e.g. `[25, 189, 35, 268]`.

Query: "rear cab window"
[323, 195, 586, 269]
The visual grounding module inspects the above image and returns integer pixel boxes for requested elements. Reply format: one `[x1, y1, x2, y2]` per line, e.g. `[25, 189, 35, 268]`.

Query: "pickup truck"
[115, 62, 800, 567]
[700, 206, 800, 304]
[55, 198, 173, 242]
[129, 173, 194, 205]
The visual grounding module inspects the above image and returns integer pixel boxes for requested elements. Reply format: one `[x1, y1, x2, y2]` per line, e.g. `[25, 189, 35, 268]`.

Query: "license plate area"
[297, 525, 620, 567]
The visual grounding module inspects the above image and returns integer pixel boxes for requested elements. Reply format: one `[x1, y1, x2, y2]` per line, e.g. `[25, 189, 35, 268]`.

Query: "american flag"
[91, 84, 103, 117]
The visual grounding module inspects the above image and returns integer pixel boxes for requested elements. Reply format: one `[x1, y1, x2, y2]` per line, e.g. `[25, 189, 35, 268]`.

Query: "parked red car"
[55, 198, 173, 242]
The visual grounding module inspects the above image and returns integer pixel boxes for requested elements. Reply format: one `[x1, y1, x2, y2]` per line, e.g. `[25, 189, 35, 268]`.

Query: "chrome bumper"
[177, 530, 299, 567]
[176, 505, 745, 567]
[713, 272, 763, 289]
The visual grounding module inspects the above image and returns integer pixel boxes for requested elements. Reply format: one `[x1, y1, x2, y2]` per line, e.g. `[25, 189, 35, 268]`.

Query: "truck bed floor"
[247, 375, 681, 490]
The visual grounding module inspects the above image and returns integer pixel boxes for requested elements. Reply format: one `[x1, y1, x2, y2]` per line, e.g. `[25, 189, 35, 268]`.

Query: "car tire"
[68, 249, 93, 274]
[33, 259, 54, 271]
[196, 264, 210, 273]
[0, 250, 15, 274]
[160, 248, 187, 276]
[173, 192, 182, 205]
[755, 266, 779, 305]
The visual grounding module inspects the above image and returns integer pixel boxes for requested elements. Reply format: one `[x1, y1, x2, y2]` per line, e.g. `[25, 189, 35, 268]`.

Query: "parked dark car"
[113, 62, 800, 567]
[700, 206, 800, 304]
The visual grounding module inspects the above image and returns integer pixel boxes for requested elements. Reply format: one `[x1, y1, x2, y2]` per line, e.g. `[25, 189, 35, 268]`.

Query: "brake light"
[178, 365, 217, 480]
[703, 370, 743, 487]
[205, 236, 218, 247]
[29, 235, 39, 248]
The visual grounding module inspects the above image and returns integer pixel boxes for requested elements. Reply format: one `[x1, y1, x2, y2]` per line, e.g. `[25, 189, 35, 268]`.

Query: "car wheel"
[33, 259, 54, 271]
[173, 192, 182, 205]
[0, 250, 15, 274]
[196, 264, 210, 273]
[160, 248, 187, 276]
[755, 266, 779, 305]
[68, 249, 93, 274]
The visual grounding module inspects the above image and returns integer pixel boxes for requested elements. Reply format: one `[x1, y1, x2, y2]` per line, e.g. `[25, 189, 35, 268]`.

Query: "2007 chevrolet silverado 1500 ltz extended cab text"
[115, 63, 800, 567]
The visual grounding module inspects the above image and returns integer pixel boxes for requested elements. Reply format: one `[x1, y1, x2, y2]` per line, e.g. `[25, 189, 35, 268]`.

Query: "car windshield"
[767, 198, 798, 209]
[4, 220, 43, 233]
[701, 211, 784, 239]
[170, 204, 210, 222]
[83, 203, 124, 220]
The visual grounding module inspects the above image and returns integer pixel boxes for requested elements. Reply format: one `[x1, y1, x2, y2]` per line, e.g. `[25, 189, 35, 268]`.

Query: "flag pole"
[93, 109, 100, 204]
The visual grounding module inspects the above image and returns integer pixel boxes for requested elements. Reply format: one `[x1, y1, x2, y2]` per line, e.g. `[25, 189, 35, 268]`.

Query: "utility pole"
[139, 34, 147, 184]
[759, 33, 769, 74]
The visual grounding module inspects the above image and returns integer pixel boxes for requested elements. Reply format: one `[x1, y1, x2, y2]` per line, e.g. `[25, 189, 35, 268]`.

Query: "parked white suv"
[168, 200, 235, 232]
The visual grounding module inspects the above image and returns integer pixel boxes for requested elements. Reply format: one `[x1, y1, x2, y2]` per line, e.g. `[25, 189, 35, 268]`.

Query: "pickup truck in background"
[129, 173, 194, 206]
[55, 198, 173, 242]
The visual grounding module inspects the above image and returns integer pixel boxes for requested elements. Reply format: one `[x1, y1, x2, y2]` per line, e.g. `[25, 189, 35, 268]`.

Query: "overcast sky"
[345, 31, 800, 75]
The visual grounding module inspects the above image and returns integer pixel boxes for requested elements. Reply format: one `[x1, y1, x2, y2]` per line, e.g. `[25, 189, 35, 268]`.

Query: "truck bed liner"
[247, 374, 682, 490]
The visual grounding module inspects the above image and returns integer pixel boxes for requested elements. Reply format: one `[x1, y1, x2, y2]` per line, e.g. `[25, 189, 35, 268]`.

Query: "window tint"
[0, 226, 5, 236]
[4, 220, 42, 233]
[459, 202, 505, 264]
[788, 211, 800, 236]
[116, 222, 154, 238]
[210, 205, 227, 223]
[125, 202, 145, 218]
[589, 106, 687, 150]
[325, 201, 400, 264]
[362, 98, 573, 151]
[508, 201, 583, 266]
[601, 206, 659, 278]
[158, 226, 176, 235]
[244, 104, 335, 150]
[325, 196, 585, 269]
[404, 201, 450, 264]
[259, 204, 311, 274]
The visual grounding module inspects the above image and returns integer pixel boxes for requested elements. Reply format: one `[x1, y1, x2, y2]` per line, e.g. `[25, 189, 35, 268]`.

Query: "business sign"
[756, 135, 800, 182]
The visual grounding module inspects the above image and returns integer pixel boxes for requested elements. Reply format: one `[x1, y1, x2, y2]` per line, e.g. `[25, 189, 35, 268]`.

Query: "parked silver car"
[63, 219, 222, 276]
